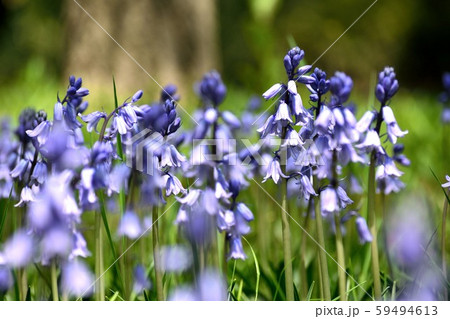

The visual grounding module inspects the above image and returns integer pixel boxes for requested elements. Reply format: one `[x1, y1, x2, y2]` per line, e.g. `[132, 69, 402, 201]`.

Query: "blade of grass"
[306, 281, 315, 301]
[0, 188, 13, 239]
[242, 236, 260, 301]
[98, 191, 124, 293]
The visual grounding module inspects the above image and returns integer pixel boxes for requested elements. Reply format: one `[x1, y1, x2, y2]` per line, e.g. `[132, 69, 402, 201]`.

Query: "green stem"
[442, 191, 448, 301]
[281, 179, 294, 301]
[299, 199, 312, 300]
[367, 152, 382, 300]
[95, 211, 105, 301]
[334, 213, 347, 301]
[381, 191, 394, 280]
[152, 205, 164, 301]
[51, 260, 59, 301]
[314, 194, 331, 300]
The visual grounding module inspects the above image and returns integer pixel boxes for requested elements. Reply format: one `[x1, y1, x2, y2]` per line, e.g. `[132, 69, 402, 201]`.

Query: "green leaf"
[25, 286, 32, 301]
[98, 191, 124, 293]
[306, 281, 315, 301]
[430, 167, 450, 204]
[242, 236, 260, 301]
[0, 187, 13, 239]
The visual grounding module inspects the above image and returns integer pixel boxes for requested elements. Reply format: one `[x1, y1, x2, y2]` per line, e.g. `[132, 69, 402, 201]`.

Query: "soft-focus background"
[0, 0, 449, 299]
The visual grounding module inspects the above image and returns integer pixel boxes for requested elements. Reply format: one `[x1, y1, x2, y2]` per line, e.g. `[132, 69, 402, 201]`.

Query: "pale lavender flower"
[117, 211, 142, 239]
[160, 245, 192, 273]
[320, 186, 353, 215]
[262, 157, 288, 184]
[80, 111, 106, 133]
[355, 216, 373, 244]
[41, 227, 72, 263]
[263, 83, 284, 100]
[10, 158, 30, 180]
[227, 235, 247, 260]
[70, 231, 91, 259]
[442, 175, 450, 189]
[26, 120, 52, 146]
[14, 186, 37, 207]
[2, 230, 34, 268]
[163, 173, 186, 196]
[0, 265, 13, 293]
[61, 260, 94, 298]
[382, 106, 408, 144]
[133, 265, 151, 294]
[222, 111, 241, 129]
[356, 110, 376, 133]
[197, 270, 227, 301]
[31, 161, 47, 184]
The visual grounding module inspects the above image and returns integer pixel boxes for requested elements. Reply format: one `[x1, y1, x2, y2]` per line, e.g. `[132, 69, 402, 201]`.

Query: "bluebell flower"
[284, 47, 313, 82]
[80, 111, 106, 133]
[161, 84, 180, 102]
[356, 130, 385, 155]
[262, 83, 284, 100]
[30, 161, 47, 184]
[143, 99, 181, 136]
[117, 211, 142, 239]
[10, 158, 30, 180]
[163, 173, 186, 196]
[257, 115, 279, 138]
[307, 68, 330, 102]
[217, 210, 236, 232]
[382, 106, 408, 144]
[169, 269, 227, 301]
[41, 227, 73, 263]
[15, 108, 38, 144]
[14, 186, 36, 207]
[376, 160, 405, 194]
[70, 231, 91, 259]
[26, 120, 52, 146]
[320, 186, 353, 215]
[393, 144, 411, 167]
[198, 71, 227, 106]
[204, 107, 218, 124]
[441, 175, 450, 189]
[355, 216, 373, 244]
[227, 235, 247, 260]
[274, 100, 293, 126]
[375, 67, 399, 103]
[28, 171, 82, 233]
[107, 163, 131, 195]
[221, 111, 241, 129]
[2, 230, 34, 268]
[160, 245, 192, 273]
[160, 144, 186, 168]
[201, 188, 219, 215]
[133, 264, 151, 294]
[61, 260, 94, 298]
[330, 71, 353, 106]
[0, 265, 13, 293]
[132, 90, 143, 103]
[293, 173, 317, 201]
[262, 157, 288, 184]
[356, 110, 376, 133]
[441, 108, 450, 124]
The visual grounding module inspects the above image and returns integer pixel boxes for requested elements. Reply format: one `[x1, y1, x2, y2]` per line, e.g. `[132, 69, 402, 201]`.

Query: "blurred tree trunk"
[63, 0, 218, 95]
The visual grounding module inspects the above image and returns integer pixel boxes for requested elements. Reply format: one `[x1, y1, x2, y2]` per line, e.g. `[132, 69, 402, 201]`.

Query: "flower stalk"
[280, 177, 294, 301]
[152, 205, 164, 301]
